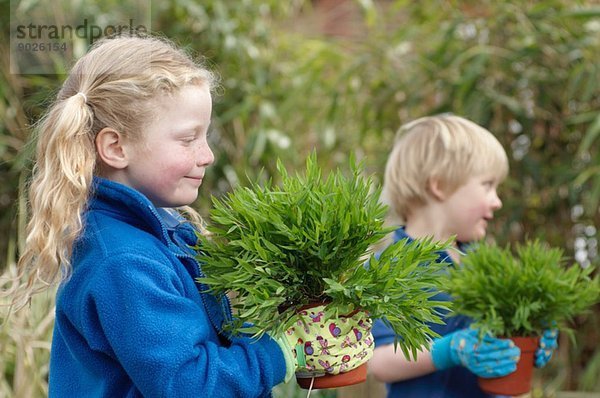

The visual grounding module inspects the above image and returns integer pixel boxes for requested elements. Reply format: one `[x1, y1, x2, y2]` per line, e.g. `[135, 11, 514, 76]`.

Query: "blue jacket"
[49, 177, 286, 397]
[372, 228, 490, 398]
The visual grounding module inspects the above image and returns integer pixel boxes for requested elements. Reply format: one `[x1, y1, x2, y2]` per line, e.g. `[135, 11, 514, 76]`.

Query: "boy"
[369, 114, 558, 397]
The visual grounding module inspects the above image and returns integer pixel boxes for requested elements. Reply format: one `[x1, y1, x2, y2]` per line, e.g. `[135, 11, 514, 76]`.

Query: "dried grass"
[1, 265, 55, 398]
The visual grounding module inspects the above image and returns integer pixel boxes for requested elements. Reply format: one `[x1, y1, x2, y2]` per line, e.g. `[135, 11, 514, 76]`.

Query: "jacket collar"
[89, 177, 196, 253]
[392, 226, 469, 266]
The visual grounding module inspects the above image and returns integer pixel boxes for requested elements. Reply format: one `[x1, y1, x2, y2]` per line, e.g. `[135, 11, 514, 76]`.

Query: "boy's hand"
[275, 305, 374, 382]
[535, 328, 558, 368]
[431, 328, 520, 378]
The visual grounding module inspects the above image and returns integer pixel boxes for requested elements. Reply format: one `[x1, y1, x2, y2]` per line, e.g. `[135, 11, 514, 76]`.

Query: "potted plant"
[196, 154, 451, 389]
[445, 240, 600, 396]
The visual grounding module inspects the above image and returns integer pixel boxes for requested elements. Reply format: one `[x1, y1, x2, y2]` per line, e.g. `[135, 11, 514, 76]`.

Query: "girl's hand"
[275, 305, 374, 380]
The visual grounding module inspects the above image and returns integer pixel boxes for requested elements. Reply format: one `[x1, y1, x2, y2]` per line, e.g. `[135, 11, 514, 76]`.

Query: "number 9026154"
[17, 42, 68, 52]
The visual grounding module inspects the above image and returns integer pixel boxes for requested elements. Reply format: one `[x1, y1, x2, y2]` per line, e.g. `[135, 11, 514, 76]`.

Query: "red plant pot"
[296, 362, 368, 390]
[478, 336, 540, 396]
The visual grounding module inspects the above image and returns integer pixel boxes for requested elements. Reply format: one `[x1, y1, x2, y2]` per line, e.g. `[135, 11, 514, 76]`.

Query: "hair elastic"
[76, 92, 88, 104]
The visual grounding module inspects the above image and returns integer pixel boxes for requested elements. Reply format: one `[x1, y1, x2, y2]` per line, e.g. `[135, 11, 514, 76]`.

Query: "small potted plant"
[445, 240, 600, 396]
[196, 154, 451, 389]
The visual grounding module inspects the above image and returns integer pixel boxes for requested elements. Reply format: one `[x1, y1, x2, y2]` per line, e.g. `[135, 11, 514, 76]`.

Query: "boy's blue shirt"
[49, 177, 286, 397]
[372, 227, 491, 398]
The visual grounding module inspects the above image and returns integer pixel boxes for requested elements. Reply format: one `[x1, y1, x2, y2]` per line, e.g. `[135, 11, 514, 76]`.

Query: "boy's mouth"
[480, 217, 492, 226]
[185, 176, 204, 184]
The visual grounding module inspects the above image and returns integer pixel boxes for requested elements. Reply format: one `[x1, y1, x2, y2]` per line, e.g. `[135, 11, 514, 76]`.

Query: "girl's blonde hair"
[13, 35, 216, 308]
[382, 114, 509, 226]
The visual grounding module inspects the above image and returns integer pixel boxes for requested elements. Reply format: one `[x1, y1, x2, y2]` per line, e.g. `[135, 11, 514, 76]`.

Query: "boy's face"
[442, 174, 502, 242]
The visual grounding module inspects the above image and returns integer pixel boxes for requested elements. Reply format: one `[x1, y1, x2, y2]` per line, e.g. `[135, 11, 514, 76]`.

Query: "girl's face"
[442, 174, 503, 243]
[122, 84, 214, 208]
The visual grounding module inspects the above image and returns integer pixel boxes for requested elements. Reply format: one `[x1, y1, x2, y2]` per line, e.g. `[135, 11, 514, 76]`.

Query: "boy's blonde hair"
[382, 114, 508, 225]
[13, 35, 216, 308]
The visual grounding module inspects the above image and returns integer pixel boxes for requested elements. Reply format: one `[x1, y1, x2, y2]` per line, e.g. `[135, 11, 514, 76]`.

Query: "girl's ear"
[95, 128, 129, 169]
[427, 177, 447, 201]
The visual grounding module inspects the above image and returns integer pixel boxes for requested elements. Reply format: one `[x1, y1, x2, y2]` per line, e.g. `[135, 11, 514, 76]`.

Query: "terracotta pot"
[296, 362, 368, 390]
[478, 336, 540, 396]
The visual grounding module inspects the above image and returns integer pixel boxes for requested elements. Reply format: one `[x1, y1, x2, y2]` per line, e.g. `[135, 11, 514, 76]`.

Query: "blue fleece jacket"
[49, 177, 286, 397]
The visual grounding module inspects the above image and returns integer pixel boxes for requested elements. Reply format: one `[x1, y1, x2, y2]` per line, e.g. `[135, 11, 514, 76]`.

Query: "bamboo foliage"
[446, 241, 600, 337]
[198, 155, 450, 360]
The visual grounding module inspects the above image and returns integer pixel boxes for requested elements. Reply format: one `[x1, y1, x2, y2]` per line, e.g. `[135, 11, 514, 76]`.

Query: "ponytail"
[14, 93, 95, 307]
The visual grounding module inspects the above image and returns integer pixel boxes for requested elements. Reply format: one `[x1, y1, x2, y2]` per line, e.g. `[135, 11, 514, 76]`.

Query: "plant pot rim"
[296, 363, 368, 389]
[502, 335, 541, 350]
[279, 300, 362, 318]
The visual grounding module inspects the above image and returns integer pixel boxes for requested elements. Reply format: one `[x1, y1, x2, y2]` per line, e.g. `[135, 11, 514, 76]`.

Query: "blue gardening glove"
[431, 329, 520, 378]
[535, 329, 558, 368]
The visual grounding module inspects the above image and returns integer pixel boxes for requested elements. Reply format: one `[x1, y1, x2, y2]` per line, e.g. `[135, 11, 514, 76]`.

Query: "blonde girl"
[17, 35, 292, 397]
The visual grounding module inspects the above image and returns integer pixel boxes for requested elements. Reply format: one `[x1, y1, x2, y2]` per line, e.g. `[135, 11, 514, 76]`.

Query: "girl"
[17, 35, 292, 397]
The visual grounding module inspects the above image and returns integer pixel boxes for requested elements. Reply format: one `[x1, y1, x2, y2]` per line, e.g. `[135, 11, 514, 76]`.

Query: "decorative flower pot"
[287, 302, 372, 390]
[478, 336, 540, 396]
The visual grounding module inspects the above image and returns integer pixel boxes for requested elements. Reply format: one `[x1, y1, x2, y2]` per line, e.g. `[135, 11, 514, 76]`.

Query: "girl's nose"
[197, 142, 214, 167]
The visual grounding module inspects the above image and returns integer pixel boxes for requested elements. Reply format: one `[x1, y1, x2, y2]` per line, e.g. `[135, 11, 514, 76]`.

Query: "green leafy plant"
[445, 240, 600, 338]
[196, 154, 450, 358]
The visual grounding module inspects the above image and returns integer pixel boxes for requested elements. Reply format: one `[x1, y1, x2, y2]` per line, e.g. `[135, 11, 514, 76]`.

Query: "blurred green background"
[1, 0, 600, 397]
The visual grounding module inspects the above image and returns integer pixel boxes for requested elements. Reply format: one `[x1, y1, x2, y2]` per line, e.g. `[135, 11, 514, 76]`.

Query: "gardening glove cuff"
[535, 328, 558, 368]
[274, 334, 296, 383]
[282, 304, 374, 377]
[432, 329, 520, 378]
[430, 332, 455, 370]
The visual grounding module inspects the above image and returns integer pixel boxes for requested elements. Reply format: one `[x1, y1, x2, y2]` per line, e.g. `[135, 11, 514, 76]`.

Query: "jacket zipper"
[144, 203, 233, 338]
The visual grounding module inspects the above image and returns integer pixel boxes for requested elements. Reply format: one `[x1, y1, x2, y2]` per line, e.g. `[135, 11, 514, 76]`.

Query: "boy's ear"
[427, 177, 447, 201]
[95, 128, 129, 169]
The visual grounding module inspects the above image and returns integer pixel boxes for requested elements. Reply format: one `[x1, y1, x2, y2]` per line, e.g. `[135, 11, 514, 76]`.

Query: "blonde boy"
[369, 115, 557, 398]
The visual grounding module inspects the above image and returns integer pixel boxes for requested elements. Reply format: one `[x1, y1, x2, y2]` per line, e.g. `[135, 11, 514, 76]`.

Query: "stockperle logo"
[10, 0, 151, 74]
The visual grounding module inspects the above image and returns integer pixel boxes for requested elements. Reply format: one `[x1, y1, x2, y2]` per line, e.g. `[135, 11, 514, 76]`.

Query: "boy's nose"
[491, 191, 502, 210]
